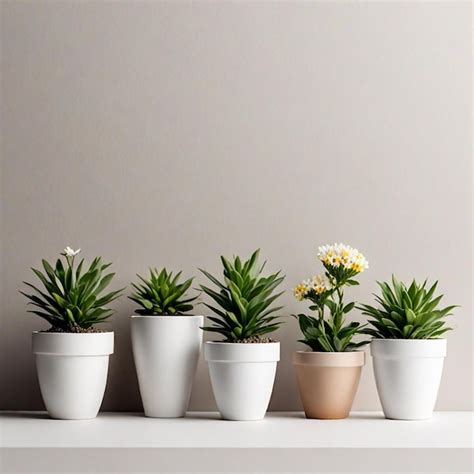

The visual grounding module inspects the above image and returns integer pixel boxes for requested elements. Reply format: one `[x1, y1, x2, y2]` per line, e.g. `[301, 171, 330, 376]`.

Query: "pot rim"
[204, 340, 280, 362]
[294, 349, 365, 354]
[293, 350, 365, 367]
[370, 337, 447, 359]
[32, 330, 114, 335]
[131, 314, 203, 319]
[205, 340, 280, 345]
[370, 338, 447, 342]
[32, 330, 114, 356]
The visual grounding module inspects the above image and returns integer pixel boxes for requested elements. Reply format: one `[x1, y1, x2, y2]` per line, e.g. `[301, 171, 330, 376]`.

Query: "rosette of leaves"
[129, 268, 197, 315]
[295, 288, 367, 352]
[200, 249, 285, 341]
[359, 276, 457, 339]
[21, 249, 124, 332]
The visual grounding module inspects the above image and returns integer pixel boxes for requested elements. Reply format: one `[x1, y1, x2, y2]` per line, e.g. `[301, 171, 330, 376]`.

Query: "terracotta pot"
[293, 351, 365, 419]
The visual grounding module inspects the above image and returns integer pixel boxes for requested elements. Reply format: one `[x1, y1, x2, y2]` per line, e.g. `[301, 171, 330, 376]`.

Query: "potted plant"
[130, 268, 201, 418]
[359, 276, 457, 420]
[200, 250, 284, 421]
[22, 247, 123, 420]
[293, 243, 369, 419]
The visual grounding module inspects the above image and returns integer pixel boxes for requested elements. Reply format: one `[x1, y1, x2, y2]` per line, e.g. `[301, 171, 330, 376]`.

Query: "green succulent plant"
[21, 248, 124, 332]
[129, 268, 197, 315]
[200, 249, 285, 341]
[359, 276, 457, 339]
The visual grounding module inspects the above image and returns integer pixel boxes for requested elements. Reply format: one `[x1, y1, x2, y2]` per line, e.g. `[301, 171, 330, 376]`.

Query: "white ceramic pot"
[370, 339, 447, 420]
[131, 315, 203, 418]
[204, 341, 280, 421]
[32, 331, 114, 420]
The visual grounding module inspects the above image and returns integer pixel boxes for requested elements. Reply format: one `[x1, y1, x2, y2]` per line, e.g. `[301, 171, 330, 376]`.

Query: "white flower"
[63, 246, 81, 257]
[310, 274, 330, 294]
[294, 275, 331, 301]
[293, 281, 310, 301]
[317, 243, 368, 273]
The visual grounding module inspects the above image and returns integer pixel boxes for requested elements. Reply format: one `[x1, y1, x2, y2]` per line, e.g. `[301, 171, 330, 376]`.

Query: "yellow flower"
[311, 274, 330, 294]
[293, 282, 309, 301]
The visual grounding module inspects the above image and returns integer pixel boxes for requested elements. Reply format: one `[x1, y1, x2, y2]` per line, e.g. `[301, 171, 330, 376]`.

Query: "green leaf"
[66, 308, 75, 324]
[142, 299, 153, 310]
[403, 324, 414, 337]
[343, 302, 355, 314]
[406, 308, 416, 324]
[94, 273, 115, 295]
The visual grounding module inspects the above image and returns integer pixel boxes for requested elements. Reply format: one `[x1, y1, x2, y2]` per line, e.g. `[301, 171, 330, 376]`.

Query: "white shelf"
[1, 411, 472, 473]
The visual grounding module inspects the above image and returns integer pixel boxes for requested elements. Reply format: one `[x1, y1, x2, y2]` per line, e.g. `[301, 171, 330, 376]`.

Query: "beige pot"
[293, 351, 365, 419]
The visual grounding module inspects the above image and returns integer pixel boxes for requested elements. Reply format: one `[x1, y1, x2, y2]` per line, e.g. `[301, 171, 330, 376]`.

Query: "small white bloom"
[293, 281, 310, 301]
[310, 274, 330, 294]
[63, 246, 81, 257]
[317, 243, 368, 272]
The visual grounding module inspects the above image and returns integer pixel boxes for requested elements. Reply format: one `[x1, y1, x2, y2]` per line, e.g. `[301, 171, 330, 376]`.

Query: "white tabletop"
[1, 411, 472, 473]
[1, 411, 472, 449]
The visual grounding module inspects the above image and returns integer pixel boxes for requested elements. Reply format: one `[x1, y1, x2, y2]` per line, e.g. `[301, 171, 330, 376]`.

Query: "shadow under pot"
[293, 351, 365, 419]
[131, 315, 203, 418]
[370, 339, 446, 420]
[32, 331, 114, 420]
[204, 341, 280, 421]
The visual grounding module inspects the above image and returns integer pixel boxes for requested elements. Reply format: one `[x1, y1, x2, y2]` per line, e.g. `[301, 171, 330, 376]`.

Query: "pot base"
[385, 415, 432, 421]
[144, 413, 186, 419]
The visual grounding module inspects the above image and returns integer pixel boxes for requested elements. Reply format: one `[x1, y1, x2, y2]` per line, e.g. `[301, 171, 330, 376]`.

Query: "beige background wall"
[1, 1, 472, 411]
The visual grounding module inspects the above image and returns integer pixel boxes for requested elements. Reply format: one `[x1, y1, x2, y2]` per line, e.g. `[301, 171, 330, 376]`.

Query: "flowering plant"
[293, 243, 369, 352]
[21, 247, 124, 332]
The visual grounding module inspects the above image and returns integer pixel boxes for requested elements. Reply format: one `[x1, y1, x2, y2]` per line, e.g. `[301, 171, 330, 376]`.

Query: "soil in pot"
[44, 326, 103, 333]
[225, 336, 275, 344]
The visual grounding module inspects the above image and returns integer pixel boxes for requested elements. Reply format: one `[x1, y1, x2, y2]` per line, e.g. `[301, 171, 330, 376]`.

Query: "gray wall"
[1, 1, 472, 411]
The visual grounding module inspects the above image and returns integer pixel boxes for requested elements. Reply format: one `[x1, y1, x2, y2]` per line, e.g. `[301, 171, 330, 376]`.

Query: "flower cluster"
[317, 243, 368, 273]
[62, 246, 81, 258]
[293, 274, 330, 301]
